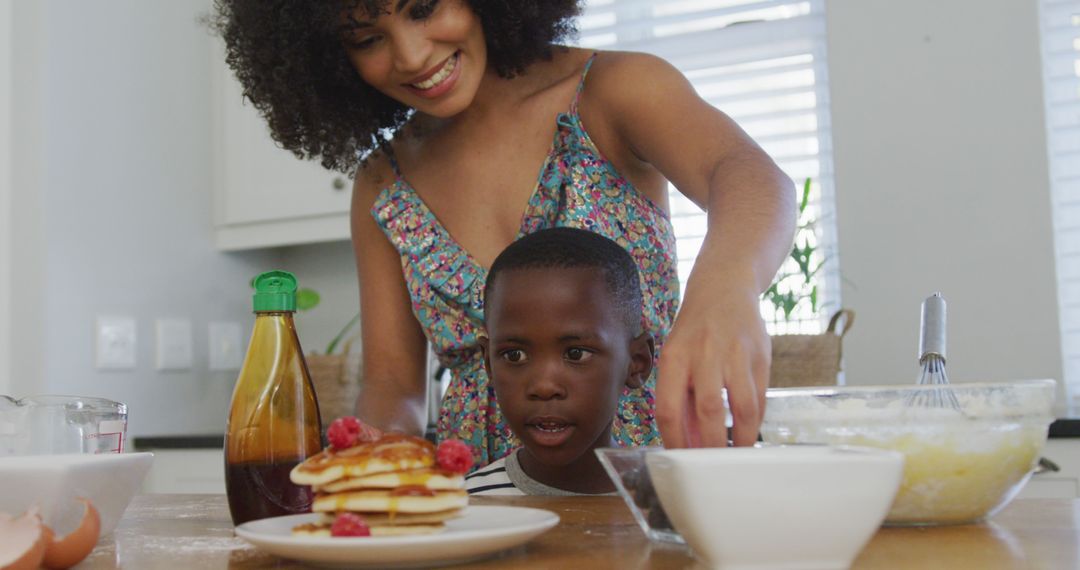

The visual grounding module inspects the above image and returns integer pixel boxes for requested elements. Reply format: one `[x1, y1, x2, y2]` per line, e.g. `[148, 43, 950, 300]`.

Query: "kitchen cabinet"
[211, 42, 352, 251]
[140, 449, 226, 494]
[1018, 439, 1080, 499]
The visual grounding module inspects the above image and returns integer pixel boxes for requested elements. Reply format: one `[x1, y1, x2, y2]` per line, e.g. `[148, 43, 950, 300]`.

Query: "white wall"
[827, 1, 1065, 411]
[9, 0, 46, 399]
[0, 1, 12, 395]
[8, 0, 280, 437]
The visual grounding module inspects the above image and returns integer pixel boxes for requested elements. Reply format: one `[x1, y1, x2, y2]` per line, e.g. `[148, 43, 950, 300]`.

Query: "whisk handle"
[919, 292, 947, 362]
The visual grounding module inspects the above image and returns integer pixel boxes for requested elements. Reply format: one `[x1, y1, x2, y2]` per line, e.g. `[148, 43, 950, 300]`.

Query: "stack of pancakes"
[289, 433, 468, 536]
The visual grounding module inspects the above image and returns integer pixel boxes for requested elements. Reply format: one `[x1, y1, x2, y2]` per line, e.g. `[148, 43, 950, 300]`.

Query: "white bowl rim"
[646, 444, 904, 464]
[765, 378, 1056, 397]
[0, 451, 153, 466]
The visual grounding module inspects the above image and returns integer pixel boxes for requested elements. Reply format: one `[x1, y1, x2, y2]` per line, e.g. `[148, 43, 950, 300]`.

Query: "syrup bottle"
[225, 270, 323, 526]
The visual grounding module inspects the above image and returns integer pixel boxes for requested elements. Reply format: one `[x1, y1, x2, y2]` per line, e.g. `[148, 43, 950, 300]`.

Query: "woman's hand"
[656, 281, 770, 448]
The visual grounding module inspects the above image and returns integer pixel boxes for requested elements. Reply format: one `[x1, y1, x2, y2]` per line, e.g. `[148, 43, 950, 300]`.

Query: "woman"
[214, 0, 795, 465]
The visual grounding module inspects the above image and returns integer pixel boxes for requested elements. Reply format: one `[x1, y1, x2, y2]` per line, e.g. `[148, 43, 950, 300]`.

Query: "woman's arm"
[588, 52, 797, 448]
[350, 154, 430, 435]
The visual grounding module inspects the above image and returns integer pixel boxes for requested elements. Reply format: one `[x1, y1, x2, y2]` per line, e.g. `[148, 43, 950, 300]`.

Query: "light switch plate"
[96, 316, 137, 369]
[208, 321, 243, 371]
[155, 319, 193, 370]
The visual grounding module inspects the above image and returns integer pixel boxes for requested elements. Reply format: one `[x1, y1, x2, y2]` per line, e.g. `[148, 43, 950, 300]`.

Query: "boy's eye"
[409, 0, 440, 20]
[500, 349, 528, 364]
[565, 348, 594, 362]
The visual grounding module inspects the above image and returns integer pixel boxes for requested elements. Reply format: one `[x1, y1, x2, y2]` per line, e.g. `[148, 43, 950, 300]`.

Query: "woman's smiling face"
[481, 266, 651, 470]
[340, 0, 487, 117]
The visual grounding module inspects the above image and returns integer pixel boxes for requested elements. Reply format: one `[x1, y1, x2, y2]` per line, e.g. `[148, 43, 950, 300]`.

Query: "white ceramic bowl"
[0, 452, 153, 536]
[646, 446, 903, 570]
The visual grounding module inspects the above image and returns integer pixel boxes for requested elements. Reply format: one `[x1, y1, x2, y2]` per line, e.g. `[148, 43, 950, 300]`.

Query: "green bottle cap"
[252, 270, 298, 312]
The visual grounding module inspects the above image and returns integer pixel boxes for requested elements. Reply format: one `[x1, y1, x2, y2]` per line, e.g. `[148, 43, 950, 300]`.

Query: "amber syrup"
[226, 460, 313, 525]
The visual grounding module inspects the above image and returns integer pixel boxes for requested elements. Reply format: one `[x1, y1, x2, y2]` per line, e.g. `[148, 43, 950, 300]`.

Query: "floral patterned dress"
[371, 54, 680, 467]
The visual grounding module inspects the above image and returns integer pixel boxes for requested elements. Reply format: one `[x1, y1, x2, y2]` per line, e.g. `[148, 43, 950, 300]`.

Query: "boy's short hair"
[484, 227, 643, 334]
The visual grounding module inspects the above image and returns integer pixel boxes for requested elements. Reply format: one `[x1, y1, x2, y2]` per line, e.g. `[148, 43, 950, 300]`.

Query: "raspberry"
[327, 416, 383, 449]
[330, 512, 371, 537]
[436, 439, 474, 474]
[326, 416, 361, 449]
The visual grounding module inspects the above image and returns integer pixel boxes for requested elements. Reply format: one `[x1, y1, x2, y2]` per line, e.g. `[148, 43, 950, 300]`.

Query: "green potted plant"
[296, 289, 362, 428]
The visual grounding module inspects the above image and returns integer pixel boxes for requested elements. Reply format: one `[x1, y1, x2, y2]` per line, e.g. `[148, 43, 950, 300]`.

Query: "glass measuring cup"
[0, 395, 128, 456]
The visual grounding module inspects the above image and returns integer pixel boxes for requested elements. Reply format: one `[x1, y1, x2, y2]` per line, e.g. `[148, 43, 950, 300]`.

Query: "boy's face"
[480, 267, 653, 469]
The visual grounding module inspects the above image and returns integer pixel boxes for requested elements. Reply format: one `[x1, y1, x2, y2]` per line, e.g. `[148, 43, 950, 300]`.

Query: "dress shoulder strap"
[381, 144, 403, 178]
[568, 52, 600, 116]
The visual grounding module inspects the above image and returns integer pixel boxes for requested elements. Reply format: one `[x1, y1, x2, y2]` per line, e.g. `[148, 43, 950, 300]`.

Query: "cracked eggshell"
[0, 507, 47, 570]
[41, 497, 101, 570]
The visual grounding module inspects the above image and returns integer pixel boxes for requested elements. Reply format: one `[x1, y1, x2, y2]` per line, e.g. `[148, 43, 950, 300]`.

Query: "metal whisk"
[910, 292, 961, 409]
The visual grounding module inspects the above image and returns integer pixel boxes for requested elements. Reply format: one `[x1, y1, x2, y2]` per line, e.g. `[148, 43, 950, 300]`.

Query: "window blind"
[574, 0, 839, 334]
[1041, 0, 1080, 407]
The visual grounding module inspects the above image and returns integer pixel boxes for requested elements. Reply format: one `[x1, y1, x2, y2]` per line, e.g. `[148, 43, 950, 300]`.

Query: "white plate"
[235, 505, 560, 568]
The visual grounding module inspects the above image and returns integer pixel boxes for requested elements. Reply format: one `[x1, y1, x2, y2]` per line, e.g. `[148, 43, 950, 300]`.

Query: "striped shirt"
[465, 456, 522, 496]
[465, 449, 617, 497]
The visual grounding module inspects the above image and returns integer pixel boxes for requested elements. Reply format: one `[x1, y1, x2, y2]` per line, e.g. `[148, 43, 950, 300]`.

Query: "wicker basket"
[305, 336, 362, 430]
[769, 309, 854, 388]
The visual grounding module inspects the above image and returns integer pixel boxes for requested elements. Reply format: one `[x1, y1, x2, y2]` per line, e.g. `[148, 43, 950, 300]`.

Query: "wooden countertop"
[78, 494, 1077, 569]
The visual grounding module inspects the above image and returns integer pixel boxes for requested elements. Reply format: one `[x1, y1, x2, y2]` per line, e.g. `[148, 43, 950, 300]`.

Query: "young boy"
[467, 227, 654, 495]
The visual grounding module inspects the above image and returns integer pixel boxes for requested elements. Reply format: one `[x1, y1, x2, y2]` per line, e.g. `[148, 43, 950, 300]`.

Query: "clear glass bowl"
[761, 379, 1057, 526]
[595, 447, 685, 544]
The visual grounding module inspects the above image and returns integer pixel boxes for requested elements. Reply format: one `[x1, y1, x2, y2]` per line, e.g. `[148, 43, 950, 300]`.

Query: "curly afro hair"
[211, 0, 582, 173]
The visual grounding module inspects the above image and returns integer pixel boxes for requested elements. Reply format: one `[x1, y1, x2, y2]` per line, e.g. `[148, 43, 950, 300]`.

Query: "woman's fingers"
[753, 333, 771, 424]
[656, 347, 691, 448]
[685, 387, 704, 448]
[726, 362, 761, 447]
[728, 330, 770, 446]
[690, 348, 731, 448]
